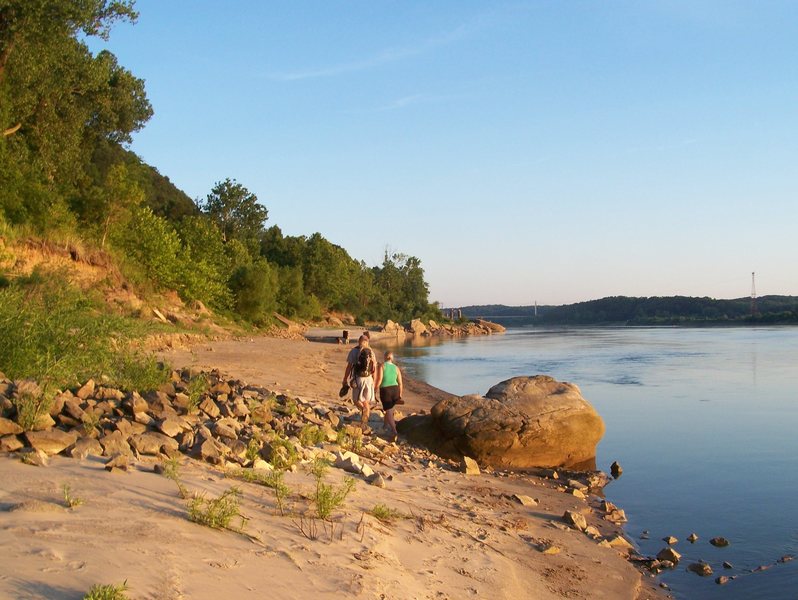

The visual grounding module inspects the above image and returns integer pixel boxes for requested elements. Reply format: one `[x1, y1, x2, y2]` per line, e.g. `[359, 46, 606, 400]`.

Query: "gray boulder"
[398, 375, 604, 469]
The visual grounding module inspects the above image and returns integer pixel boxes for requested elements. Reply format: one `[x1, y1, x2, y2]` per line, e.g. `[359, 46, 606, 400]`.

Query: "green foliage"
[62, 483, 84, 508]
[298, 424, 325, 447]
[229, 259, 278, 324]
[0, 270, 166, 402]
[201, 178, 267, 256]
[311, 460, 355, 521]
[268, 435, 299, 470]
[177, 215, 232, 309]
[184, 375, 208, 414]
[274, 396, 298, 417]
[245, 437, 261, 462]
[370, 504, 404, 522]
[187, 487, 244, 531]
[336, 428, 363, 452]
[12, 391, 52, 432]
[82, 581, 129, 600]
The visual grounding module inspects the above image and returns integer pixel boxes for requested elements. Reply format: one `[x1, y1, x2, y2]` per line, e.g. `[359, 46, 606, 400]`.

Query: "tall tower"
[750, 272, 758, 317]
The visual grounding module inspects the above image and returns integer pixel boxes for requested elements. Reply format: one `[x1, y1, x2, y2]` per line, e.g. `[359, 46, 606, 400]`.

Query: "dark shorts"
[379, 385, 400, 411]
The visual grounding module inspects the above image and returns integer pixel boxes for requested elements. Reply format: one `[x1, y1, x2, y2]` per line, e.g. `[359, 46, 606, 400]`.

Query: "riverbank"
[0, 335, 666, 599]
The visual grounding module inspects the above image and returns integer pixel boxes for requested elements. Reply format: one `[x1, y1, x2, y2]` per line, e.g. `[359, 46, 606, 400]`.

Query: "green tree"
[201, 178, 267, 255]
[229, 259, 278, 324]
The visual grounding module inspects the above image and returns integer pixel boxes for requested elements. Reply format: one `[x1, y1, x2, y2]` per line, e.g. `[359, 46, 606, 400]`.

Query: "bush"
[187, 487, 244, 531]
[83, 582, 129, 600]
[228, 259, 278, 324]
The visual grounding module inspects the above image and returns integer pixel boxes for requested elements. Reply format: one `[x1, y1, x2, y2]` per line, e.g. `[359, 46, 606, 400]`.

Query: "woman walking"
[375, 351, 403, 442]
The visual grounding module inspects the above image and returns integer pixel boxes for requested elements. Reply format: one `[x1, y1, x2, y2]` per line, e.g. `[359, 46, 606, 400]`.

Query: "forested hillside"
[463, 295, 798, 326]
[0, 0, 440, 326]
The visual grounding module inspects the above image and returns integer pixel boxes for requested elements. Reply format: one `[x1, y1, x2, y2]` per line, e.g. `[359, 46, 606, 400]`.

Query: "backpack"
[355, 347, 374, 377]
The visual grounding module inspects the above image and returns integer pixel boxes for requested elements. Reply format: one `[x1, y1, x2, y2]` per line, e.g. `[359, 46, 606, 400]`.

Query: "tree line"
[463, 295, 798, 326]
[0, 1, 440, 326]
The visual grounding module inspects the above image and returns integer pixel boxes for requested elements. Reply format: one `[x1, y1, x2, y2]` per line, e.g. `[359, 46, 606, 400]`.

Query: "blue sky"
[93, 1, 798, 306]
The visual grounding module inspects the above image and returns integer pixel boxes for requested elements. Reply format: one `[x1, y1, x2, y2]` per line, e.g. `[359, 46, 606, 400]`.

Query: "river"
[386, 326, 798, 599]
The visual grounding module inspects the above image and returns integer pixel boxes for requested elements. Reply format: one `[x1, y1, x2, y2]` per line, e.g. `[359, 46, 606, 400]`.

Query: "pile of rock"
[0, 369, 383, 482]
[379, 318, 506, 338]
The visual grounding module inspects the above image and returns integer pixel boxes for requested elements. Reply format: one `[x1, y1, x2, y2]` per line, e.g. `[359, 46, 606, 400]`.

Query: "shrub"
[370, 504, 404, 523]
[310, 458, 355, 521]
[187, 487, 244, 531]
[83, 581, 129, 600]
[62, 483, 84, 508]
[298, 424, 325, 447]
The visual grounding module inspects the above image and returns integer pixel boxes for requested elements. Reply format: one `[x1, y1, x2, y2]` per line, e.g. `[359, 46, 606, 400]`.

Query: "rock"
[605, 508, 627, 524]
[539, 544, 561, 555]
[129, 432, 179, 456]
[24, 429, 78, 455]
[399, 376, 604, 469]
[366, 473, 386, 487]
[0, 417, 23, 435]
[199, 438, 228, 464]
[105, 453, 129, 473]
[473, 319, 506, 333]
[715, 576, 730, 585]
[99, 430, 131, 457]
[360, 463, 375, 478]
[563, 510, 587, 531]
[49, 393, 68, 416]
[408, 319, 429, 336]
[333, 450, 364, 474]
[382, 320, 403, 334]
[213, 420, 238, 440]
[610, 461, 623, 478]
[584, 525, 601, 539]
[62, 398, 86, 421]
[597, 540, 612, 549]
[123, 392, 148, 416]
[30, 413, 56, 431]
[656, 547, 682, 563]
[252, 459, 273, 471]
[70, 437, 103, 459]
[722, 561, 734, 569]
[158, 417, 184, 438]
[199, 397, 220, 419]
[688, 533, 699, 543]
[460, 456, 480, 475]
[663, 536, 678, 545]
[76, 379, 96, 400]
[687, 562, 713, 577]
[607, 536, 634, 551]
[0, 434, 23, 452]
[568, 488, 586, 499]
[513, 494, 538, 507]
[710, 537, 730, 547]
[19, 448, 49, 466]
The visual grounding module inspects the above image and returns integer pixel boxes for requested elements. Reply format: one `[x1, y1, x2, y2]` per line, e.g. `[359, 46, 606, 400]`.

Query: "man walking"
[342, 334, 377, 432]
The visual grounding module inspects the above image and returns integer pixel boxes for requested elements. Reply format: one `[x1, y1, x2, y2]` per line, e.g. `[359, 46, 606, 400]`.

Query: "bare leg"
[386, 408, 397, 440]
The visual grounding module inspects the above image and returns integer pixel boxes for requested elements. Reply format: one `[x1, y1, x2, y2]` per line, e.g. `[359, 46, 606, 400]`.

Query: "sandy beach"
[0, 335, 666, 599]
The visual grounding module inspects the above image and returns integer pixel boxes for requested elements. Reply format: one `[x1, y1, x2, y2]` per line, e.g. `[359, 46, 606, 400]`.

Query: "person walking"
[342, 334, 377, 432]
[375, 350, 403, 442]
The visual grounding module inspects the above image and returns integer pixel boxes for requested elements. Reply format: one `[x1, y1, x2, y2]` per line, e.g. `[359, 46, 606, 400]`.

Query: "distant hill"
[461, 295, 798, 326]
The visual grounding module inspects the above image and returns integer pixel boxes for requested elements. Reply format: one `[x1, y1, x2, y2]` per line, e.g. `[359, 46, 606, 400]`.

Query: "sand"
[0, 335, 667, 599]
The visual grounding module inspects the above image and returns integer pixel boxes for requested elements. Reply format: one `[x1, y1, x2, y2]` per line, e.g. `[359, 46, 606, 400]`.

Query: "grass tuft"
[187, 487, 245, 531]
[62, 483, 84, 508]
[370, 503, 404, 523]
[82, 581, 129, 600]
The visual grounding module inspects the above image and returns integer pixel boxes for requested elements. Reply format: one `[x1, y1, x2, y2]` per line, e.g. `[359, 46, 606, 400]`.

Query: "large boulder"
[408, 319, 429, 336]
[398, 375, 604, 469]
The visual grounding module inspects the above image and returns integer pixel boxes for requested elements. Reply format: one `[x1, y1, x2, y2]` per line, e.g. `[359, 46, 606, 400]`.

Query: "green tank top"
[380, 362, 398, 388]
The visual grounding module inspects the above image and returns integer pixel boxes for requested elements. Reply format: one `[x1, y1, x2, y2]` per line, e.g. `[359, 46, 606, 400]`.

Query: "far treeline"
[0, 0, 440, 326]
[463, 296, 798, 326]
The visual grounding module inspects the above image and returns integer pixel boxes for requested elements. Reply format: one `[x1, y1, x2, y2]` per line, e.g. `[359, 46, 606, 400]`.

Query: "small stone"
[540, 544, 561, 555]
[722, 561, 734, 569]
[19, 448, 49, 466]
[563, 510, 587, 531]
[69, 437, 103, 460]
[656, 547, 682, 563]
[584, 525, 601, 539]
[607, 535, 634, 551]
[663, 536, 678, 545]
[710, 537, 730, 547]
[513, 494, 539, 507]
[541, 469, 559, 479]
[687, 562, 713, 577]
[76, 379, 96, 400]
[366, 473, 386, 487]
[129, 432, 179, 456]
[460, 456, 480, 475]
[158, 417, 183, 438]
[0, 434, 23, 452]
[252, 459, 273, 471]
[360, 463, 375, 478]
[105, 453, 129, 472]
[610, 461, 622, 478]
[688, 533, 699, 543]
[569, 488, 586, 499]
[640, 531, 650, 540]
[597, 540, 612, 549]
[0, 416, 23, 435]
[199, 397, 220, 419]
[715, 576, 730, 585]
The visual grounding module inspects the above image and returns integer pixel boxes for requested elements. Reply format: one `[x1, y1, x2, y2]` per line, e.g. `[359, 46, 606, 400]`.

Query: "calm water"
[385, 327, 798, 599]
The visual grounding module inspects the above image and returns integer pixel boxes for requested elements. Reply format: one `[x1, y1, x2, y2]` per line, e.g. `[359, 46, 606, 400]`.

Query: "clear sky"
[91, 1, 798, 306]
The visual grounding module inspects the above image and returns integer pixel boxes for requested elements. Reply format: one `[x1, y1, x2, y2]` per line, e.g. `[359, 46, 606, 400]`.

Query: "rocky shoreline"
[0, 336, 666, 599]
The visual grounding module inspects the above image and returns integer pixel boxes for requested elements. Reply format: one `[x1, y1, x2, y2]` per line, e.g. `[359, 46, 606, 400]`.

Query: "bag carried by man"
[355, 347, 374, 377]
